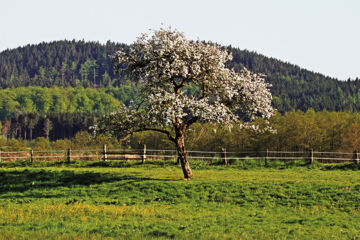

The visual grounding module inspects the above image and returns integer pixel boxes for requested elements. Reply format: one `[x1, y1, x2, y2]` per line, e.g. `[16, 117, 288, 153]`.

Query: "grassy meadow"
[0, 160, 360, 239]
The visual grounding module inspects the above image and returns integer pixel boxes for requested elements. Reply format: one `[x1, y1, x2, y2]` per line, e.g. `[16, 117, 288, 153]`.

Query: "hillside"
[1, 40, 360, 112]
[228, 48, 360, 112]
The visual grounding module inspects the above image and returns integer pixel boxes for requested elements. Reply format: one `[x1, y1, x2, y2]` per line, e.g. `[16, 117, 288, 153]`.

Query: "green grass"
[0, 160, 360, 239]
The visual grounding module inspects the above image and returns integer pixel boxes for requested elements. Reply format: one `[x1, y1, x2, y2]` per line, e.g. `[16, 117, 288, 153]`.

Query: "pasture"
[0, 160, 359, 239]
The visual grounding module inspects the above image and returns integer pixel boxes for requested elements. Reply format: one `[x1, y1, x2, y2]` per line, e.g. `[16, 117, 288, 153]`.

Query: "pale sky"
[0, 0, 359, 80]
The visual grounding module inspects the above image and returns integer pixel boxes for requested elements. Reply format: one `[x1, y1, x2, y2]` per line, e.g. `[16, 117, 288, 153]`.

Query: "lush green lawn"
[0, 160, 360, 239]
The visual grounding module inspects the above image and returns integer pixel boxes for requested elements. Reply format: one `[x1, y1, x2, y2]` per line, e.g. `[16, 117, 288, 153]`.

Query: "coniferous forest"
[1, 40, 360, 145]
[2, 40, 360, 112]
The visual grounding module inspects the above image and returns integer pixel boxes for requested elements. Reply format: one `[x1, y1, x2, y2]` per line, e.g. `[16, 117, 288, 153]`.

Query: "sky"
[0, 0, 359, 80]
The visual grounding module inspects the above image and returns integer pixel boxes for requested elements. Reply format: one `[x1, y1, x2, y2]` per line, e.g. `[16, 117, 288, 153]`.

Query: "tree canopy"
[96, 28, 273, 179]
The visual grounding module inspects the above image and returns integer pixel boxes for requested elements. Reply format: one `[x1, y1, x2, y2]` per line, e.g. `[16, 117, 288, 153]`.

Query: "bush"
[4, 138, 28, 151]
[31, 137, 51, 150]
[51, 139, 72, 150]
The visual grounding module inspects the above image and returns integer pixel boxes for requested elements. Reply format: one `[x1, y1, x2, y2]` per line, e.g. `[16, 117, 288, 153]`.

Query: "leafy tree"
[27, 112, 40, 140]
[340, 122, 360, 152]
[95, 28, 273, 179]
[102, 71, 112, 87]
[0, 87, 123, 120]
[60, 62, 69, 86]
[80, 59, 98, 87]
[43, 118, 53, 139]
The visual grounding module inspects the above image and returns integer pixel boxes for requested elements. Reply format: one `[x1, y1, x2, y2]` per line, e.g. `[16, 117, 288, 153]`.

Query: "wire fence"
[0, 145, 359, 165]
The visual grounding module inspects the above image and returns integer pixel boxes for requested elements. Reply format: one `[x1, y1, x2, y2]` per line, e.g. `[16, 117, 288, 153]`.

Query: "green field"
[0, 160, 360, 239]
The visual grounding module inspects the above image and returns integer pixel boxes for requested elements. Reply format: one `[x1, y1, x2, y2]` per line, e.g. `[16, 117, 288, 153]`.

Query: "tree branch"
[185, 116, 199, 128]
[119, 127, 176, 143]
[172, 76, 188, 94]
[142, 127, 176, 143]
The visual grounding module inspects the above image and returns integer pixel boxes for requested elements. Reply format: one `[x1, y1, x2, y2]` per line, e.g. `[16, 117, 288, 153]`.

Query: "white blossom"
[97, 27, 274, 139]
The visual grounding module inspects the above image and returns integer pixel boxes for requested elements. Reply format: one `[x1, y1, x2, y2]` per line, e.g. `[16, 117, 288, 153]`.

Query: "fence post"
[0, 150, 2, 162]
[67, 148, 71, 163]
[309, 149, 314, 164]
[103, 144, 107, 161]
[221, 148, 227, 166]
[353, 150, 359, 165]
[30, 149, 34, 163]
[142, 144, 147, 164]
[265, 149, 269, 166]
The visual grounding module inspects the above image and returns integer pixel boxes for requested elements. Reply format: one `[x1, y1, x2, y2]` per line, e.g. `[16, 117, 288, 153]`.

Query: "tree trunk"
[175, 125, 193, 179]
[30, 128, 33, 140]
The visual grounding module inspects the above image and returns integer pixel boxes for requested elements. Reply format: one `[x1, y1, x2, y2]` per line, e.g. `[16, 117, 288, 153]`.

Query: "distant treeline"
[0, 85, 138, 120]
[2, 110, 360, 153]
[0, 85, 139, 141]
[1, 40, 360, 112]
[131, 110, 360, 153]
[2, 112, 98, 141]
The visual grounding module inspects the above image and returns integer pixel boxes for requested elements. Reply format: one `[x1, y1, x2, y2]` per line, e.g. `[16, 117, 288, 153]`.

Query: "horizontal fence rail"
[0, 145, 359, 165]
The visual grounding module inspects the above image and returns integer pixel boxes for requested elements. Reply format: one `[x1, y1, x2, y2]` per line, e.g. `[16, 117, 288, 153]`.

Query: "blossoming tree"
[95, 28, 274, 179]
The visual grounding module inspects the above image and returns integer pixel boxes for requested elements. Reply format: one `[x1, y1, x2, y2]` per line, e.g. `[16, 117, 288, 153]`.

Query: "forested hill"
[0, 40, 129, 88]
[227, 48, 360, 112]
[1, 40, 360, 112]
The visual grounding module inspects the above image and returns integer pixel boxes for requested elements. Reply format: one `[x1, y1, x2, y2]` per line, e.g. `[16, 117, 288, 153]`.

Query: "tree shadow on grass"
[321, 163, 360, 171]
[0, 160, 178, 168]
[0, 169, 168, 195]
[83, 160, 179, 168]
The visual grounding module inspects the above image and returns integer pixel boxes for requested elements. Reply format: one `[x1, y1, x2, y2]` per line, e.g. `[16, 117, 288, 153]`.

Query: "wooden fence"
[0, 145, 359, 165]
